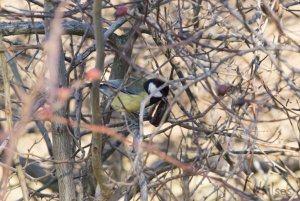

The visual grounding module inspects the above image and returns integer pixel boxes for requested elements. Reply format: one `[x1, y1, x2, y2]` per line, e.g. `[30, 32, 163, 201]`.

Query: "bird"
[99, 78, 169, 113]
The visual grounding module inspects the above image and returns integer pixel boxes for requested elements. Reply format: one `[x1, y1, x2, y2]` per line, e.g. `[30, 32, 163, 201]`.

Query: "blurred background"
[1, 0, 300, 200]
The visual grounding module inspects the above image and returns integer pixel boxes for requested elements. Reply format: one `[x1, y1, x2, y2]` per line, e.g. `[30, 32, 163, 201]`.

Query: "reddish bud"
[85, 68, 101, 81]
[57, 87, 72, 101]
[216, 83, 231, 96]
[36, 105, 53, 120]
[115, 5, 128, 17]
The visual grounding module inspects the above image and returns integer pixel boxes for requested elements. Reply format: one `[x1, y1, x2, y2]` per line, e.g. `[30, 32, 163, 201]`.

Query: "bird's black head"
[144, 78, 169, 105]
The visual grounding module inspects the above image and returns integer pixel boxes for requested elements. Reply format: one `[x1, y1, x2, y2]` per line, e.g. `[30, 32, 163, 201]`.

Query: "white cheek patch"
[148, 82, 163, 98]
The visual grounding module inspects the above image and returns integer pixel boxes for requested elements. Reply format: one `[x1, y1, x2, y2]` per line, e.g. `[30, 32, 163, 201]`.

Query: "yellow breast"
[111, 91, 149, 112]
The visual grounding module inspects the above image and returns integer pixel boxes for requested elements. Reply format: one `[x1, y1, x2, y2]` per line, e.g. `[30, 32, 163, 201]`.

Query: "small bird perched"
[99, 78, 169, 113]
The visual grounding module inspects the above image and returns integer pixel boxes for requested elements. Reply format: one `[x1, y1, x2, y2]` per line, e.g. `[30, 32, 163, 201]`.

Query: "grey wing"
[99, 84, 116, 97]
[104, 79, 123, 89]
[123, 78, 146, 94]
[99, 78, 146, 96]
[99, 79, 123, 97]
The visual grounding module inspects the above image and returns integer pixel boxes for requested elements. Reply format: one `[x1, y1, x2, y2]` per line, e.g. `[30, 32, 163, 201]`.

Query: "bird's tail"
[99, 84, 115, 97]
[84, 82, 114, 97]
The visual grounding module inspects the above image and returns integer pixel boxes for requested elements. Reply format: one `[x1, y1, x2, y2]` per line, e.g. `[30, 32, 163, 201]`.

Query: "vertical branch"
[13, 157, 29, 201]
[91, 0, 111, 199]
[0, 38, 10, 198]
[43, 1, 76, 200]
[132, 123, 148, 201]
[109, 21, 140, 80]
[0, 36, 29, 201]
